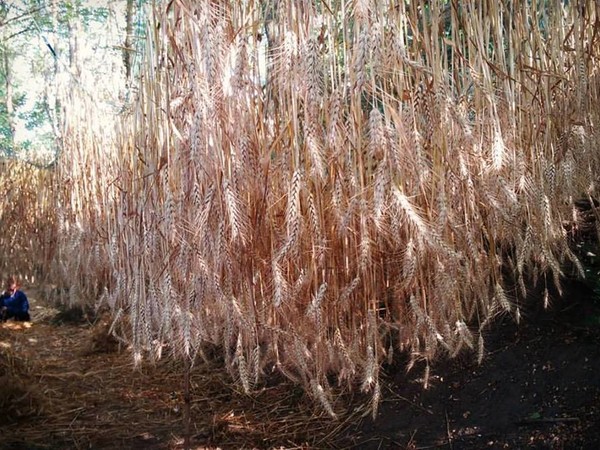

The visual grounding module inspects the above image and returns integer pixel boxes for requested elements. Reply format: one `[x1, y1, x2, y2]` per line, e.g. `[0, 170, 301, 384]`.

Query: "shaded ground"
[343, 278, 600, 449]
[1, 280, 600, 449]
[0, 287, 351, 450]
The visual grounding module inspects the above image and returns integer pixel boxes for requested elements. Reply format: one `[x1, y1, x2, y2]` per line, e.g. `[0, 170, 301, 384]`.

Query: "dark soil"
[342, 278, 600, 449]
[1, 278, 600, 449]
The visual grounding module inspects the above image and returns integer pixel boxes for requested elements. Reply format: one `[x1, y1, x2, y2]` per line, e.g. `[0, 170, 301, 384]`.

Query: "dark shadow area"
[341, 277, 600, 449]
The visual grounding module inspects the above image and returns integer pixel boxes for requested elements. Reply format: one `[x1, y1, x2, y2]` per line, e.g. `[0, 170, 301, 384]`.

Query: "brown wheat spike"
[272, 260, 288, 308]
[311, 379, 337, 419]
[539, 245, 564, 295]
[353, 30, 369, 94]
[494, 282, 512, 313]
[371, 380, 381, 420]
[491, 127, 506, 171]
[284, 169, 303, 251]
[368, 107, 386, 160]
[308, 283, 327, 315]
[361, 344, 376, 393]
[423, 362, 430, 390]
[306, 192, 322, 243]
[339, 277, 361, 304]
[304, 36, 322, 107]
[293, 337, 311, 384]
[327, 91, 342, 151]
[223, 178, 249, 245]
[334, 328, 356, 377]
[358, 220, 372, 274]
[562, 244, 585, 279]
[477, 333, 485, 365]
[251, 343, 261, 386]
[455, 320, 474, 350]
[236, 333, 251, 394]
[373, 165, 389, 232]
[305, 115, 326, 180]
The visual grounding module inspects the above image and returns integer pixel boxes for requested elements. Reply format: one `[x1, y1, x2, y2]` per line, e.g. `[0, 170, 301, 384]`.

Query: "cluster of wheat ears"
[2, 0, 600, 416]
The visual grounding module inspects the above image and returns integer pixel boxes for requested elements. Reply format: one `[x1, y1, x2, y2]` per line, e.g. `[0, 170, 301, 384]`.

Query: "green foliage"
[16, 1, 97, 27]
[19, 98, 46, 130]
[0, 0, 135, 163]
[59, 1, 109, 29]
[0, 89, 26, 156]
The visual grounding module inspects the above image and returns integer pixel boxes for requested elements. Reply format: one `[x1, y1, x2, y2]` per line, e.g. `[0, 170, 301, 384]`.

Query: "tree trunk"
[2, 46, 15, 146]
[49, 0, 62, 144]
[123, 0, 135, 80]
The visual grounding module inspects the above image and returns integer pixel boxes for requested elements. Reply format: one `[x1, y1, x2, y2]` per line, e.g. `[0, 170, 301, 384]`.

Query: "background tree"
[123, 0, 134, 80]
[0, 0, 135, 279]
[0, 0, 138, 163]
[0, 1, 25, 155]
[0, 48, 16, 154]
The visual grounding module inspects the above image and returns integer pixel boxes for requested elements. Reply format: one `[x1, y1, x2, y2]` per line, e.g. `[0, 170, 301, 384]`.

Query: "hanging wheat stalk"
[4, 0, 600, 418]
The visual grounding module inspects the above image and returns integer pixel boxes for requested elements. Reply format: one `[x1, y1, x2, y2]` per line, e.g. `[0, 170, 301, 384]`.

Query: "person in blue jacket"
[0, 275, 30, 322]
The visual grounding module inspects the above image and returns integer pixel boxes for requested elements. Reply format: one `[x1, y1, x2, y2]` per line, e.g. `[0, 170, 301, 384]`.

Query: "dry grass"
[0, 323, 46, 424]
[1, 0, 600, 417]
[0, 313, 360, 449]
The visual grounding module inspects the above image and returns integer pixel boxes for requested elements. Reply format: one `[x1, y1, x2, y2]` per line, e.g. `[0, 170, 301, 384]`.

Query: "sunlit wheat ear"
[306, 283, 327, 329]
[305, 192, 325, 261]
[490, 123, 506, 171]
[339, 277, 361, 304]
[284, 169, 303, 252]
[311, 379, 337, 419]
[327, 91, 342, 151]
[358, 221, 372, 274]
[456, 320, 474, 350]
[494, 282, 511, 313]
[361, 344, 376, 392]
[353, 0, 370, 22]
[477, 334, 485, 365]
[542, 246, 563, 296]
[543, 288, 550, 310]
[373, 165, 389, 231]
[352, 30, 369, 94]
[402, 239, 417, 284]
[368, 107, 386, 159]
[370, 380, 381, 420]
[393, 188, 428, 235]
[334, 328, 356, 376]
[223, 179, 249, 245]
[272, 261, 288, 308]
[517, 225, 534, 275]
[304, 36, 322, 106]
[423, 362, 430, 390]
[305, 117, 326, 180]
[563, 245, 585, 279]
[236, 333, 251, 394]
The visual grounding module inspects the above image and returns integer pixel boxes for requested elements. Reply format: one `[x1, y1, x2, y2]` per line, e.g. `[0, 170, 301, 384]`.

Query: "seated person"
[0, 276, 30, 322]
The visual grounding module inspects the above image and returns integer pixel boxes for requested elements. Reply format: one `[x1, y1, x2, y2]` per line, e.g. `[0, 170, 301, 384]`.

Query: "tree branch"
[0, 4, 47, 29]
[5, 25, 33, 41]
